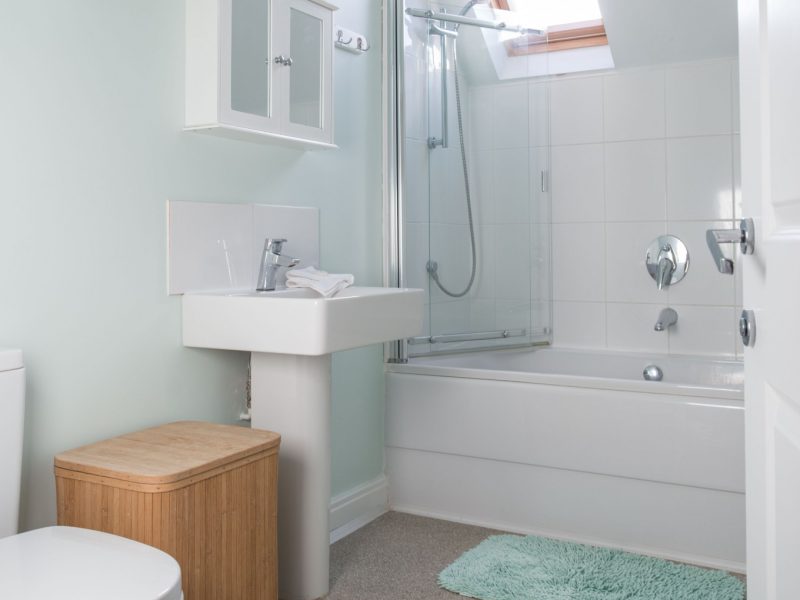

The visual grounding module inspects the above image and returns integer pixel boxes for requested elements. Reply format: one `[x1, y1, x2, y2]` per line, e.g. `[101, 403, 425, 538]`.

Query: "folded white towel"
[286, 266, 354, 298]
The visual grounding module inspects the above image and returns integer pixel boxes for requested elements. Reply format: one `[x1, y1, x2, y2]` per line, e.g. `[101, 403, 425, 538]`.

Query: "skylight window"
[506, 0, 603, 31]
[490, 0, 608, 58]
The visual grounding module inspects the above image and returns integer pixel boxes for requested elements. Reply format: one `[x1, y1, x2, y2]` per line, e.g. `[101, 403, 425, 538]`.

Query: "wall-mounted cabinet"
[186, 0, 337, 150]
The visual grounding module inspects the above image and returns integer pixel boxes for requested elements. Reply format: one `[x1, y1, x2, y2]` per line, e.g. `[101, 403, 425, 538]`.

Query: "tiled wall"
[548, 59, 742, 356]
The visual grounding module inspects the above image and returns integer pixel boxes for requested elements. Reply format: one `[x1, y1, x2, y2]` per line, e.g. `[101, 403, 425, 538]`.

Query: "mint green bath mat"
[439, 535, 745, 600]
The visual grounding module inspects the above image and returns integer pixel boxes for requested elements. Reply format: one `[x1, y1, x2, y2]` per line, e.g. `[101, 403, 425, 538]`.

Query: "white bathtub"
[385, 347, 745, 572]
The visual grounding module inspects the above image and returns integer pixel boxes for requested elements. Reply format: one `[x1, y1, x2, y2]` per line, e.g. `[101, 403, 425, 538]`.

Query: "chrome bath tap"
[655, 243, 677, 290]
[256, 238, 300, 291]
[654, 308, 678, 332]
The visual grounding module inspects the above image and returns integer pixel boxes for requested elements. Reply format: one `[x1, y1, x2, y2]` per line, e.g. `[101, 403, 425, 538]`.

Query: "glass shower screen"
[400, 0, 552, 356]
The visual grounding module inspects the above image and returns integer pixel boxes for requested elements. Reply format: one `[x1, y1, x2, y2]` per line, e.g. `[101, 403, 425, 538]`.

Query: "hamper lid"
[54, 421, 280, 487]
[0, 526, 182, 600]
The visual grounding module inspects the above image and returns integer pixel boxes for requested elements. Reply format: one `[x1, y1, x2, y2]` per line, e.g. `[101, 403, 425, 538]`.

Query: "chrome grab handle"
[705, 218, 755, 274]
[274, 55, 293, 66]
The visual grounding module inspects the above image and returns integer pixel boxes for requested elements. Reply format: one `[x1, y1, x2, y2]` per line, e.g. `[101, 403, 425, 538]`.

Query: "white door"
[739, 1, 800, 598]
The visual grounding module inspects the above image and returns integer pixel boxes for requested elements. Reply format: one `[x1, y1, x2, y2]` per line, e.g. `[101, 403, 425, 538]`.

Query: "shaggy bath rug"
[439, 535, 745, 600]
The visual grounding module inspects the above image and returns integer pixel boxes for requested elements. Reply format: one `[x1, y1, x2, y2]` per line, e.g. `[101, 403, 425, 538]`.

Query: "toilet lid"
[0, 526, 182, 600]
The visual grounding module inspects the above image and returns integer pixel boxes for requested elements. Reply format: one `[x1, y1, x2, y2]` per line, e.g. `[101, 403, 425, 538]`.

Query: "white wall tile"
[473, 149, 494, 225]
[604, 140, 666, 222]
[606, 222, 667, 304]
[666, 220, 736, 306]
[404, 139, 429, 223]
[495, 224, 530, 300]
[493, 148, 530, 223]
[550, 76, 603, 145]
[669, 305, 736, 356]
[552, 223, 605, 302]
[529, 82, 551, 147]
[469, 86, 494, 151]
[553, 301, 606, 348]
[667, 136, 734, 221]
[168, 201, 252, 294]
[493, 83, 529, 149]
[666, 62, 733, 138]
[474, 225, 496, 300]
[551, 144, 604, 223]
[604, 69, 665, 141]
[607, 303, 670, 353]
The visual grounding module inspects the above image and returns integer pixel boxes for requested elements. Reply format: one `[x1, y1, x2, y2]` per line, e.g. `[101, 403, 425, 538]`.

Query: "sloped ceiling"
[598, 0, 738, 67]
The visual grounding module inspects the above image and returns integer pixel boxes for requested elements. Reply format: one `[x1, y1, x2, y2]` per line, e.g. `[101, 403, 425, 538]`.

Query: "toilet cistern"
[654, 308, 678, 332]
[257, 238, 300, 291]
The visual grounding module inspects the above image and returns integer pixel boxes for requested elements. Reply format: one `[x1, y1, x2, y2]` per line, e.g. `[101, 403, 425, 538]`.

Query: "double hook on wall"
[335, 27, 370, 53]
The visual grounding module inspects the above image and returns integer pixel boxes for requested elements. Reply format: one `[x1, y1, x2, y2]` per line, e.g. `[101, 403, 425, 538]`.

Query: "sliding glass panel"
[401, 0, 552, 356]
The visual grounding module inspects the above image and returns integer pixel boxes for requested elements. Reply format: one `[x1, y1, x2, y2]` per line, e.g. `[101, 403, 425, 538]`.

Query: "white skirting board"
[386, 448, 746, 574]
[329, 475, 389, 544]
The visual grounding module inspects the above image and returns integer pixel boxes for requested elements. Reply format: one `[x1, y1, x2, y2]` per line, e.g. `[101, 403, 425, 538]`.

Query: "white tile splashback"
[168, 201, 319, 294]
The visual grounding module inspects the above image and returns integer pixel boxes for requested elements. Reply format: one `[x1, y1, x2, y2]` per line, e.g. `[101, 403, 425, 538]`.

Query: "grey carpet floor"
[326, 511, 746, 600]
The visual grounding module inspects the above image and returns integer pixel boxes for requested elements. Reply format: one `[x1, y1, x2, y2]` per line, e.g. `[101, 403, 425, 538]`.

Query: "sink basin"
[182, 286, 424, 355]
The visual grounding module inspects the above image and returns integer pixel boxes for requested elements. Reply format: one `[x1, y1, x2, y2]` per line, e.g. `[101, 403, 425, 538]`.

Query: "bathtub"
[385, 347, 745, 572]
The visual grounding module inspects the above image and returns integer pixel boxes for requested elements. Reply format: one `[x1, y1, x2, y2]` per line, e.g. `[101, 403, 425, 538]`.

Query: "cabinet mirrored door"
[221, 0, 281, 133]
[231, 0, 271, 117]
[279, 0, 333, 143]
[289, 7, 322, 128]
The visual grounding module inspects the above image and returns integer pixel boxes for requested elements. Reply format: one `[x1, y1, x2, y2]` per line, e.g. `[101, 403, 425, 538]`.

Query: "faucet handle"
[705, 218, 755, 275]
[264, 238, 288, 254]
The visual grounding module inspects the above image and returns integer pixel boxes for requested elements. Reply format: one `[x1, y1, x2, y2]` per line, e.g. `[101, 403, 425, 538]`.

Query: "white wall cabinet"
[186, 0, 336, 149]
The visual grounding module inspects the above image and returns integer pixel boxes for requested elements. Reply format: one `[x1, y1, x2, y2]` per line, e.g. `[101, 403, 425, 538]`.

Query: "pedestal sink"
[182, 286, 424, 600]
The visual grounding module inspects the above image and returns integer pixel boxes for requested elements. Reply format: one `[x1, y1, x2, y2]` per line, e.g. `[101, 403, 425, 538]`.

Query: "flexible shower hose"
[427, 37, 478, 298]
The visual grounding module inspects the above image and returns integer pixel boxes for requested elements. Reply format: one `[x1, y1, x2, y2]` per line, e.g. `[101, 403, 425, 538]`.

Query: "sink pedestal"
[250, 352, 332, 600]
[181, 286, 425, 600]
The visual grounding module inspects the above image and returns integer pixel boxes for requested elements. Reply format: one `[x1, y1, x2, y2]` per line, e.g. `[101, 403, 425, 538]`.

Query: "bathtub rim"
[386, 346, 744, 401]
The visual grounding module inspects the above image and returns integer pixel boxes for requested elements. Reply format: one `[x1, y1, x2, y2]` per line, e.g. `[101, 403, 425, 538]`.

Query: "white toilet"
[0, 348, 184, 599]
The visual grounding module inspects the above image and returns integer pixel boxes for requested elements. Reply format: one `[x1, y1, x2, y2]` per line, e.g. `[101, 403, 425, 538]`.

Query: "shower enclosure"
[389, 0, 553, 359]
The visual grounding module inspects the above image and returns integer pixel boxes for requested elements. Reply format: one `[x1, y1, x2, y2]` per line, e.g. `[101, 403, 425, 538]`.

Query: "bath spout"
[654, 308, 678, 332]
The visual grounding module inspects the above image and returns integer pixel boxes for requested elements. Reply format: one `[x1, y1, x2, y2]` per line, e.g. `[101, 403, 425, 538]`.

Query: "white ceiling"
[597, 0, 738, 68]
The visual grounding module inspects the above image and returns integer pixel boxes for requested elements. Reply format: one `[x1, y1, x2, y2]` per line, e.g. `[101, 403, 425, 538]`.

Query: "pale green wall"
[0, 0, 384, 530]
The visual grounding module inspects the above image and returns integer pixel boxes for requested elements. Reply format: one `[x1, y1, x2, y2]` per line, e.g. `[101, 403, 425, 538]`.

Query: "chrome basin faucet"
[654, 307, 678, 332]
[257, 238, 300, 291]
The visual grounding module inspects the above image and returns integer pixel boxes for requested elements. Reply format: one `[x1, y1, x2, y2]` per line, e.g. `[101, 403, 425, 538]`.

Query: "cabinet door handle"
[273, 55, 293, 67]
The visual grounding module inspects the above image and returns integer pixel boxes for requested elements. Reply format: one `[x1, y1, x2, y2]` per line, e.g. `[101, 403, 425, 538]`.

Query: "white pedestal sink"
[182, 286, 424, 600]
